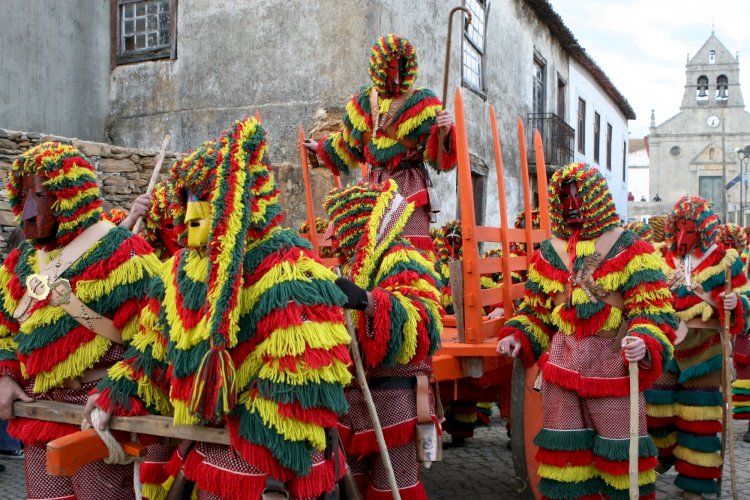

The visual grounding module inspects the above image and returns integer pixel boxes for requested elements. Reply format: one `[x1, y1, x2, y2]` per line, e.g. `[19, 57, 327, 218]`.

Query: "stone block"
[0, 138, 17, 149]
[79, 142, 104, 157]
[99, 158, 137, 173]
[104, 175, 129, 186]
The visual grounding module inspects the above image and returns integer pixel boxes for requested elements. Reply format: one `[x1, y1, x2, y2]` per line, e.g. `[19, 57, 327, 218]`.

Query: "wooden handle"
[46, 428, 145, 477]
[625, 336, 639, 500]
[132, 134, 171, 234]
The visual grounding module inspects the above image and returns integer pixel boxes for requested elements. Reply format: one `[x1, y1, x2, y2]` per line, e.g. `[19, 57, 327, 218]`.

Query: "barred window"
[114, 0, 177, 65]
[462, 0, 490, 96]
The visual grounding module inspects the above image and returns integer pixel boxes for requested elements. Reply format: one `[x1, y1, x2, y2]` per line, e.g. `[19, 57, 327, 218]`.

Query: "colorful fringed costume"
[644, 198, 750, 496]
[317, 34, 457, 253]
[623, 221, 654, 243]
[140, 180, 183, 261]
[324, 180, 443, 500]
[0, 143, 161, 500]
[95, 118, 353, 500]
[499, 163, 677, 500]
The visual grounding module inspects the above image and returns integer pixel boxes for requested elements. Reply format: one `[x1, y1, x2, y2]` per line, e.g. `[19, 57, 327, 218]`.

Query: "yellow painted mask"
[186, 192, 210, 248]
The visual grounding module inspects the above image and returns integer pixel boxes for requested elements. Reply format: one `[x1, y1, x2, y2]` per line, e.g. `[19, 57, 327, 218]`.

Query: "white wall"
[628, 147, 650, 201]
[569, 60, 631, 220]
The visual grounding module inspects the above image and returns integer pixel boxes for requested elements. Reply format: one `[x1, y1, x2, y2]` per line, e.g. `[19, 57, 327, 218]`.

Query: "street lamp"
[736, 145, 750, 225]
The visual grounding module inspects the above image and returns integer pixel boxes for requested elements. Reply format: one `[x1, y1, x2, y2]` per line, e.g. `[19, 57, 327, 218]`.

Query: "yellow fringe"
[345, 98, 369, 132]
[33, 335, 110, 393]
[392, 291, 419, 364]
[246, 396, 326, 450]
[142, 483, 168, 500]
[396, 103, 439, 139]
[512, 315, 552, 351]
[675, 302, 715, 323]
[253, 321, 351, 358]
[733, 380, 750, 390]
[537, 463, 597, 482]
[674, 445, 722, 468]
[52, 186, 100, 213]
[651, 432, 677, 449]
[645, 403, 676, 418]
[527, 266, 565, 295]
[599, 469, 655, 489]
[171, 400, 201, 426]
[677, 404, 722, 421]
[691, 252, 735, 286]
[257, 359, 352, 386]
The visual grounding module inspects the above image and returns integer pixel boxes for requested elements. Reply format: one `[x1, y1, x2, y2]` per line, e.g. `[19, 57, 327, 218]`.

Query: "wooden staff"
[436, 6, 472, 171]
[336, 271, 400, 500]
[625, 336, 639, 500]
[718, 264, 738, 499]
[132, 134, 171, 234]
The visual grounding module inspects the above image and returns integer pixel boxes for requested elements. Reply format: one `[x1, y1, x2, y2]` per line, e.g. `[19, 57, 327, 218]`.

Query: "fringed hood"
[142, 180, 182, 253]
[368, 34, 419, 96]
[548, 162, 620, 240]
[8, 142, 103, 247]
[514, 208, 541, 229]
[623, 221, 654, 243]
[665, 196, 718, 256]
[715, 222, 747, 254]
[649, 215, 667, 243]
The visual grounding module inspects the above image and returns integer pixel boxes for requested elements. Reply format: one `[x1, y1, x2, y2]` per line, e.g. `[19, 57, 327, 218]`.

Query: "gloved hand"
[335, 277, 370, 310]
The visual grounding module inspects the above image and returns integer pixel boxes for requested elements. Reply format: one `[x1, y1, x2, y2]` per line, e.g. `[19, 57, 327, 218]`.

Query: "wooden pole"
[626, 336, 639, 500]
[132, 134, 171, 234]
[718, 264, 738, 499]
[336, 272, 401, 500]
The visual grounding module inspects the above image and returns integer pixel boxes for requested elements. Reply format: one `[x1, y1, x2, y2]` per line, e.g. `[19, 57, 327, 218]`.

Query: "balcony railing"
[527, 113, 574, 168]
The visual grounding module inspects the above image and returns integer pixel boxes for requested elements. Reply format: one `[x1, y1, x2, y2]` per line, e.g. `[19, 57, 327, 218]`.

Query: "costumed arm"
[712, 248, 750, 335]
[317, 91, 370, 177]
[355, 244, 443, 368]
[95, 272, 173, 418]
[499, 249, 559, 368]
[396, 88, 457, 172]
[0, 250, 21, 381]
[230, 238, 352, 479]
[619, 240, 678, 389]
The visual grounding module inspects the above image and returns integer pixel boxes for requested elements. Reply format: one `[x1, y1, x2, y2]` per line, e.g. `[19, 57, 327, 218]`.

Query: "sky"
[550, 0, 750, 138]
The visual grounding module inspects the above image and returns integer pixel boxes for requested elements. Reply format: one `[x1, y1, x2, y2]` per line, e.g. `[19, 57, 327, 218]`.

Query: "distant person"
[653, 193, 662, 202]
[628, 191, 635, 201]
[640, 195, 647, 202]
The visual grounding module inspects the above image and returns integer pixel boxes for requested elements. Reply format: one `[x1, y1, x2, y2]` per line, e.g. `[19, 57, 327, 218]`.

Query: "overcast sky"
[550, 0, 750, 138]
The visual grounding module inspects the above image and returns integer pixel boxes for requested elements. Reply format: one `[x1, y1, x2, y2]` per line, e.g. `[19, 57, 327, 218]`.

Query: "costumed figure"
[497, 162, 677, 500]
[644, 197, 750, 498]
[299, 217, 337, 259]
[622, 221, 654, 243]
[0, 142, 161, 499]
[648, 215, 668, 258]
[324, 180, 443, 499]
[306, 34, 457, 254]
[713, 223, 750, 442]
[102, 207, 130, 226]
[92, 118, 353, 500]
[141, 180, 182, 261]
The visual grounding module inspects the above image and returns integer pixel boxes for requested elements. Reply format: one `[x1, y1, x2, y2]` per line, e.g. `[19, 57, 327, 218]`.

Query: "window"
[114, 0, 177, 65]
[622, 141, 627, 182]
[593, 112, 601, 164]
[709, 147, 717, 161]
[697, 75, 709, 103]
[577, 98, 586, 154]
[717, 75, 729, 102]
[533, 57, 546, 115]
[709, 50, 716, 64]
[462, 0, 489, 95]
[557, 76, 566, 118]
[606, 123, 613, 170]
[670, 146, 681, 158]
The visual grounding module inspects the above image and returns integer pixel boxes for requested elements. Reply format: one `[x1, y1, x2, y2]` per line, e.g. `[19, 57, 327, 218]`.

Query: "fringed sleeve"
[500, 248, 560, 368]
[617, 240, 678, 389]
[229, 230, 352, 482]
[713, 248, 750, 335]
[356, 243, 443, 369]
[0, 250, 21, 380]
[96, 272, 173, 418]
[318, 90, 370, 177]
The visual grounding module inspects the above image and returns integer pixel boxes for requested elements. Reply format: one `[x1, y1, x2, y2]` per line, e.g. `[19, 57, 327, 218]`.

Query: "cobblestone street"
[1, 413, 748, 499]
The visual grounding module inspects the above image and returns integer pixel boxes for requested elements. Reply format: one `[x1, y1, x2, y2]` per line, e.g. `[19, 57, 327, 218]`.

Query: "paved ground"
[0, 414, 748, 499]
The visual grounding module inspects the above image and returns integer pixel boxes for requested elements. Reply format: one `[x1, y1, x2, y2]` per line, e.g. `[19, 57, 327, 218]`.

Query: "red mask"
[385, 57, 400, 95]
[159, 216, 181, 256]
[560, 181, 583, 227]
[675, 219, 699, 256]
[21, 174, 56, 241]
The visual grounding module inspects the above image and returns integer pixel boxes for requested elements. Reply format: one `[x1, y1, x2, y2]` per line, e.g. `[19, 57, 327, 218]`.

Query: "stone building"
[1, 0, 632, 230]
[634, 33, 750, 224]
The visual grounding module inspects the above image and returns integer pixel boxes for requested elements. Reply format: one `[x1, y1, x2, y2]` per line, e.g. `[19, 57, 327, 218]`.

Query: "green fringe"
[675, 474, 718, 495]
[593, 435, 657, 461]
[677, 355, 722, 384]
[539, 478, 602, 499]
[602, 482, 655, 500]
[235, 406, 314, 476]
[675, 390, 723, 407]
[169, 339, 209, 379]
[676, 432, 721, 453]
[533, 428, 594, 451]
[254, 378, 349, 415]
[644, 389, 675, 405]
[733, 407, 750, 413]
[732, 387, 750, 395]
[667, 357, 680, 374]
[382, 293, 406, 366]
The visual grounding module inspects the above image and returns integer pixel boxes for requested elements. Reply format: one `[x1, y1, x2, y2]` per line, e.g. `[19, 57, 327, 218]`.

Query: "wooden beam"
[47, 428, 145, 476]
[13, 401, 230, 445]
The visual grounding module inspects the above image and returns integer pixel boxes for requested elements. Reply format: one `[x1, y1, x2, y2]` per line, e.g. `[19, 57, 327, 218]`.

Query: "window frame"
[556, 74, 566, 119]
[577, 98, 586, 155]
[112, 0, 177, 67]
[622, 140, 627, 182]
[461, 0, 490, 98]
[593, 112, 601, 164]
[606, 122, 613, 170]
[532, 53, 546, 115]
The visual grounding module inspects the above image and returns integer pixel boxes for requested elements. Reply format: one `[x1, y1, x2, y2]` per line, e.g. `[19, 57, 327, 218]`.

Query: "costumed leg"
[184, 443, 266, 500]
[71, 458, 135, 500]
[443, 400, 478, 442]
[586, 395, 657, 500]
[644, 359, 679, 469]
[536, 382, 600, 500]
[731, 334, 750, 426]
[139, 441, 177, 500]
[672, 329, 723, 496]
[25, 444, 75, 500]
[366, 440, 425, 500]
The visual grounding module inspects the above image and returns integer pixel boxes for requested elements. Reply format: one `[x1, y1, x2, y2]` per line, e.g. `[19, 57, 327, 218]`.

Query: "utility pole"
[722, 107, 727, 222]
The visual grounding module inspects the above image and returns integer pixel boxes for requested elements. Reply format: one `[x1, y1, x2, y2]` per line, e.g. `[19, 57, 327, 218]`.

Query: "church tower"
[680, 33, 744, 110]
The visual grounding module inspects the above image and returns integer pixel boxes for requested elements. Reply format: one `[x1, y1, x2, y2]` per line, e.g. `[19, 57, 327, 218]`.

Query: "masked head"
[623, 221, 654, 243]
[548, 162, 620, 240]
[9, 142, 103, 248]
[665, 196, 718, 257]
[442, 219, 463, 258]
[715, 223, 747, 254]
[141, 180, 183, 257]
[185, 191, 210, 248]
[324, 179, 413, 259]
[369, 34, 418, 97]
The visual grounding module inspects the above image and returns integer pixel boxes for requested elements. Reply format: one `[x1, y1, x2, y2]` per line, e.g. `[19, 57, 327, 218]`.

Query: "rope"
[82, 408, 144, 500]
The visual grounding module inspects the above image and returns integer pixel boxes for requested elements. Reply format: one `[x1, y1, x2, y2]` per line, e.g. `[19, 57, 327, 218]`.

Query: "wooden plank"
[448, 260, 465, 342]
[474, 226, 502, 242]
[437, 340, 501, 357]
[46, 428, 145, 476]
[432, 354, 464, 381]
[13, 401, 231, 445]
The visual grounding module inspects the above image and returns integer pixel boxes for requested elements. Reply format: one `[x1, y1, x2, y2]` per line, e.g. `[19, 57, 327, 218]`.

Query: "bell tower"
[680, 33, 744, 109]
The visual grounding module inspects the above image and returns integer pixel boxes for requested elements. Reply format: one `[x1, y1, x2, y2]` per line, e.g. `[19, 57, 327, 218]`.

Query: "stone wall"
[0, 126, 339, 259]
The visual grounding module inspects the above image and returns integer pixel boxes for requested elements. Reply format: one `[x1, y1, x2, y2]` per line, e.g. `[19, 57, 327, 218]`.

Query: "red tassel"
[594, 455, 658, 475]
[191, 458, 266, 500]
[675, 460, 721, 479]
[367, 481, 428, 500]
[535, 448, 593, 467]
[287, 448, 346, 499]
[342, 418, 416, 457]
[675, 417, 722, 436]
